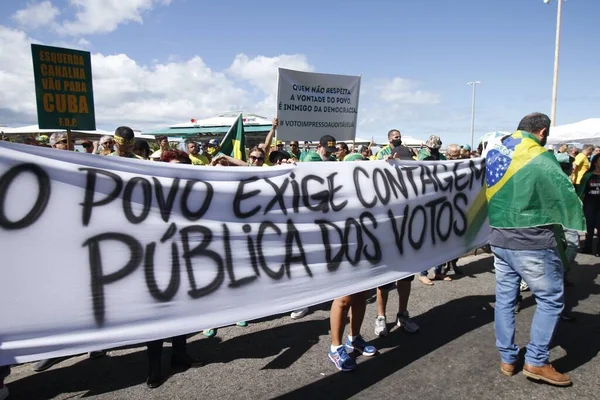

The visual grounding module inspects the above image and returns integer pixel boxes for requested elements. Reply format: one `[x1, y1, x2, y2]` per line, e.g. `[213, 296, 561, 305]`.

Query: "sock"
[348, 335, 357, 342]
[330, 344, 343, 353]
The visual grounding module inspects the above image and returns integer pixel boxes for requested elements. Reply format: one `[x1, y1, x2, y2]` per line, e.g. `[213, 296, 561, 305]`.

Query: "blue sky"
[0, 0, 598, 145]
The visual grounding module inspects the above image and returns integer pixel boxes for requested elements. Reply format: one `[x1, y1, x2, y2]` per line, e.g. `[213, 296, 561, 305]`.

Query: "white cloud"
[11, 1, 61, 29]
[0, 25, 305, 130]
[227, 53, 314, 116]
[377, 77, 441, 105]
[60, 0, 172, 36]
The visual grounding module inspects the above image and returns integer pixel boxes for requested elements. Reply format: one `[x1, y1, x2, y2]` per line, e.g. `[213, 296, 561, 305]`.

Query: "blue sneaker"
[345, 336, 376, 356]
[328, 346, 357, 371]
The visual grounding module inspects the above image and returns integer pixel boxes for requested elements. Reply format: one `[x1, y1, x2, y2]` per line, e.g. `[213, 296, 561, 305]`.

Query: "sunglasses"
[250, 155, 265, 161]
[290, 143, 298, 147]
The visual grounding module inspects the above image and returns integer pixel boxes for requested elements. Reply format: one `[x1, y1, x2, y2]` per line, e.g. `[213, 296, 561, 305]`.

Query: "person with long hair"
[577, 153, 600, 255]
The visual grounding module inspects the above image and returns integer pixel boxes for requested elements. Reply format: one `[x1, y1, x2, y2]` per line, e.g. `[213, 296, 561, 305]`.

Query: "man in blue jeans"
[485, 113, 585, 387]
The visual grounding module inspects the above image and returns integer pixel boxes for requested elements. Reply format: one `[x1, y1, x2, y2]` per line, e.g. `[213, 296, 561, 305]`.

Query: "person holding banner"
[111, 127, 144, 159]
[373, 141, 420, 337]
[304, 134, 376, 371]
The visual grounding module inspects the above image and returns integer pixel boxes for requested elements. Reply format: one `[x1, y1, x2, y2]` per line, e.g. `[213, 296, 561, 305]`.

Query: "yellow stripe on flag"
[486, 135, 546, 200]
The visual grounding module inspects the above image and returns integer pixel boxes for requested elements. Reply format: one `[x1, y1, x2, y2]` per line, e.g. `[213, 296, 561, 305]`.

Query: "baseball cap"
[276, 140, 283, 145]
[269, 149, 291, 164]
[426, 135, 442, 149]
[49, 132, 67, 146]
[462, 144, 472, 151]
[208, 139, 219, 146]
[319, 135, 337, 153]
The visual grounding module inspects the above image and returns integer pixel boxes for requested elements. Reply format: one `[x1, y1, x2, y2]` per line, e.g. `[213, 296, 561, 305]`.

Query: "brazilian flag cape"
[485, 130, 584, 231]
[219, 113, 246, 162]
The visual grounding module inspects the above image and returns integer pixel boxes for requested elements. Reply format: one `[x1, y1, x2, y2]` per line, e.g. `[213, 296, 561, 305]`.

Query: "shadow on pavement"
[276, 260, 600, 399]
[275, 294, 497, 399]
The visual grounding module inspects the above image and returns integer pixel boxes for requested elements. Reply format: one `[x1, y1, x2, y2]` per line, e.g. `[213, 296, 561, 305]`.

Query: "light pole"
[467, 81, 481, 150]
[545, 0, 563, 127]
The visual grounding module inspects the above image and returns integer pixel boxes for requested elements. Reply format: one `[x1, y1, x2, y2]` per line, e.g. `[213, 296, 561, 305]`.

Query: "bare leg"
[330, 296, 352, 345]
[376, 287, 388, 316]
[397, 280, 411, 314]
[349, 292, 368, 337]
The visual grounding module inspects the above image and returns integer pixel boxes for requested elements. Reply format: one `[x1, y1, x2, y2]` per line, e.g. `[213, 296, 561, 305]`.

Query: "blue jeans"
[564, 229, 579, 270]
[492, 246, 564, 367]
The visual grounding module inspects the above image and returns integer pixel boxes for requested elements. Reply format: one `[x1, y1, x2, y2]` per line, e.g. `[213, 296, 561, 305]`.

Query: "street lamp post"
[546, 0, 563, 127]
[467, 81, 481, 150]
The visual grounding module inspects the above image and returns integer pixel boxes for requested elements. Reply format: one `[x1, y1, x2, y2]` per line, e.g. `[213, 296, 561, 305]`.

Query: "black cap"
[269, 149, 291, 164]
[319, 135, 337, 152]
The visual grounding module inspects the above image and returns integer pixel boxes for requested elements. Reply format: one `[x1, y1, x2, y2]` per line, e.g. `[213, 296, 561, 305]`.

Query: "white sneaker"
[397, 310, 419, 333]
[0, 385, 9, 400]
[519, 281, 530, 292]
[374, 316, 388, 336]
[290, 307, 309, 319]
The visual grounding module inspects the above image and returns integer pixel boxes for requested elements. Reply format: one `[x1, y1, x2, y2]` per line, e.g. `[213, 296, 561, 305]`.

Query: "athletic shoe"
[519, 281, 530, 292]
[203, 329, 217, 338]
[328, 346, 356, 371]
[345, 336, 376, 356]
[397, 310, 419, 333]
[374, 316, 388, 336]
[290, 308, 309, 319]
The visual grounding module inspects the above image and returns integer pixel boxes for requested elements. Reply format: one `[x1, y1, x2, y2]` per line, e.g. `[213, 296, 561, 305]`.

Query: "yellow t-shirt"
[573, 153, 590, 184]
[189, 153, 209, 165]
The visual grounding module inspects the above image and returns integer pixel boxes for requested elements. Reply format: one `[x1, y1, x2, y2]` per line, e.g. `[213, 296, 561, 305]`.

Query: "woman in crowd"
[577, 153, 600, 255]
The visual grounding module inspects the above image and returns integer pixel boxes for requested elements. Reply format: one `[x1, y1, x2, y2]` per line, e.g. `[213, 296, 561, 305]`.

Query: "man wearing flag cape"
[485, 113, 585, 387]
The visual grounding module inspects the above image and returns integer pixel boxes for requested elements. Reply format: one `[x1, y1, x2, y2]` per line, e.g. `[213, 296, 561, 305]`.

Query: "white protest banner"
[277, 68, 361, 141]
[0, 142, 490, 365]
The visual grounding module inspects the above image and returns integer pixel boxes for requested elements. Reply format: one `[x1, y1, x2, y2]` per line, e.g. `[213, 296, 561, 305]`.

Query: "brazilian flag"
[485, 130, 584, 231]
[219, 113, 246, 161]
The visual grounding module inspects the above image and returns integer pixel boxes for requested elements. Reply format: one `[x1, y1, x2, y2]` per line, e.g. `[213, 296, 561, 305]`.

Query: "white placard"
[277, 68, 361, 141]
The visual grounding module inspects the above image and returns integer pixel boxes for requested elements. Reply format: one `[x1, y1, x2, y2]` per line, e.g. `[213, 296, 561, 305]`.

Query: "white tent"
[170, 112, 272, 128]
[546, 118, 600, 145]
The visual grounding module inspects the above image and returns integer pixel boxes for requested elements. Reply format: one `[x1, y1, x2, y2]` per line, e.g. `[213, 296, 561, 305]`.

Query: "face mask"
[206, 147, 217, 155]
[391, 139, 402, 147]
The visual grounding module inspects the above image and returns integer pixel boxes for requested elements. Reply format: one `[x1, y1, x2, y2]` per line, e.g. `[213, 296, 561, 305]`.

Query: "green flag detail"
[219, 113, 246, 161]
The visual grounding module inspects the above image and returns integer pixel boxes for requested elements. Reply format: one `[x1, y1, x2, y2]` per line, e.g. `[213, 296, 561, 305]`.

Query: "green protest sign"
[31, 44, 96, 130]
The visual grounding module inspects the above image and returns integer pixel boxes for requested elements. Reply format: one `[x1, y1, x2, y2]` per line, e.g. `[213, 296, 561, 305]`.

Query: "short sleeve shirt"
[573, 153, 590, 184]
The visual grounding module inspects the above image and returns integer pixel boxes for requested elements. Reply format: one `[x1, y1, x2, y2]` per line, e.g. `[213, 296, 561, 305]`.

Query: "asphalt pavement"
[5, 252, 600, 399]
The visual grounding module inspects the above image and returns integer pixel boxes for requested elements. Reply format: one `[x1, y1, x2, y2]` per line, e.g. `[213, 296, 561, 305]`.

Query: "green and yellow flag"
[219, 113, 246, 161]
[485, 130, 584, 231]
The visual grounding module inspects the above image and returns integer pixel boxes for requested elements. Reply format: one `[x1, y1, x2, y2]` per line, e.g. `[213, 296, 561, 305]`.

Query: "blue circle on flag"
[486, 150, 511, 187]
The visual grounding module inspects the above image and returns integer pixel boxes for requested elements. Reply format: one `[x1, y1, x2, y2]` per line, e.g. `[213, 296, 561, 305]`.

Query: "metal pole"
[550, 0, 563, 126]
[468, 81, 481, 150]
